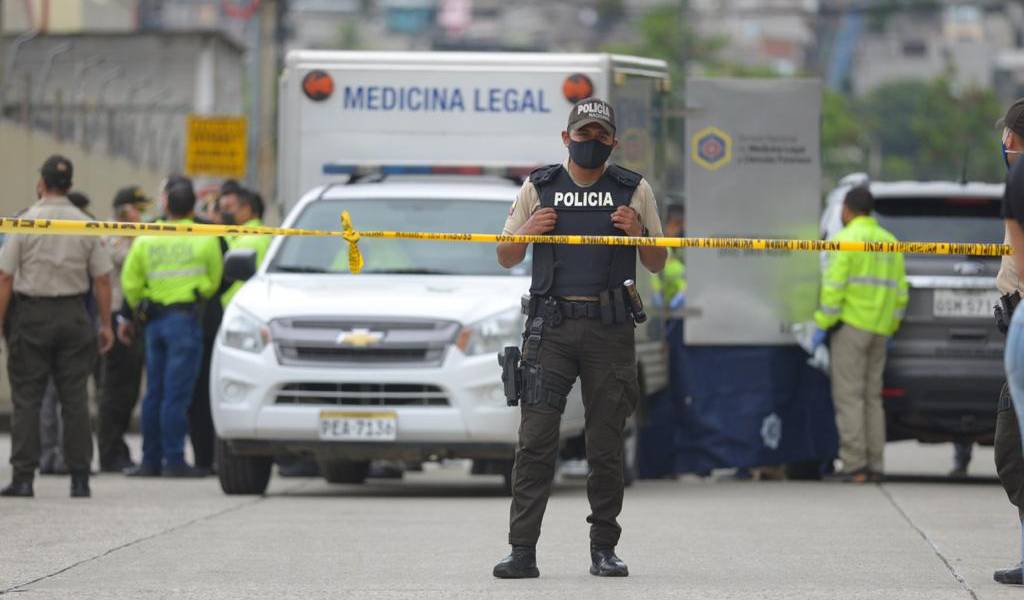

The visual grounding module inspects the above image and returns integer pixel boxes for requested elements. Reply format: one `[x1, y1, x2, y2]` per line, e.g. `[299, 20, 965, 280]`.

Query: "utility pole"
[0, 1, 5, 106]
[257, 0, 279, 222]
[0, 2, 7, 108]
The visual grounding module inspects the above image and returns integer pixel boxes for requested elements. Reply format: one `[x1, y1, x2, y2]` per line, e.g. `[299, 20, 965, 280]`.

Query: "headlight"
[456, 307, 523, 356]
[222, 308, 270, 354]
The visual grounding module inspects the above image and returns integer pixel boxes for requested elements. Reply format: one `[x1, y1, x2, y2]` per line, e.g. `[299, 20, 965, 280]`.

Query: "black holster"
[996, 291, 1021, 336]
[498, 306, 571, 412]
[498, 346, 522, 407]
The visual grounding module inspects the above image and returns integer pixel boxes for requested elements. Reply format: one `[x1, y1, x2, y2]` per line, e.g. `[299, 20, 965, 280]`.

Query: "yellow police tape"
[0, 211, 1010, 276]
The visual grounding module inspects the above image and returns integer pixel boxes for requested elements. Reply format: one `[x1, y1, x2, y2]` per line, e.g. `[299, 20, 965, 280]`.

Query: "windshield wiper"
[360, 268, 457, 275]
[271, 264, 333, 274]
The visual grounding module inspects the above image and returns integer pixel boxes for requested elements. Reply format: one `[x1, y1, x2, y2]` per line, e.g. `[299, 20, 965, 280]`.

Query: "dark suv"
[821, 175, 1005, 444]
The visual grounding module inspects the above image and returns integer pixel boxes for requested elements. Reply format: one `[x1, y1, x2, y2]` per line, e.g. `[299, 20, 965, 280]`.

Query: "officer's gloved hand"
[808, 345, 830, 374]
[811, 328, 827, 350]
[669, 292, 686, 311]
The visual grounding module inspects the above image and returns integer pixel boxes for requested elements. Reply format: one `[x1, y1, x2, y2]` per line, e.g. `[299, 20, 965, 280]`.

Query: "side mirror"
[224, 249, 257, 282]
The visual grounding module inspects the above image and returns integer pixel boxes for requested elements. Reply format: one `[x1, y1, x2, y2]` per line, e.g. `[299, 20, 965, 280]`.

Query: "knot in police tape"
[340, 211, 364, 273]
[0, 214, 1011, 276]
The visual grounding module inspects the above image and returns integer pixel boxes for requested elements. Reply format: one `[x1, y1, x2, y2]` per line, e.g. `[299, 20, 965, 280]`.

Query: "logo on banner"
[761, 412, 782, 450]
[691, 126, 732, 171]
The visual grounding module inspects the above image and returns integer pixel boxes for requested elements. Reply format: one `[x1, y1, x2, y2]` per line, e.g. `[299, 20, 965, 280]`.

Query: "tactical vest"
[529, 164, 641, 297]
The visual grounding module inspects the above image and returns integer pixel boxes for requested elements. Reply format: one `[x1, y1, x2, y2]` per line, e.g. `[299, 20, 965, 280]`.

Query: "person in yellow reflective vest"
[651, 204, 687, 311]
[220, 188, 271, 307]
[119, 180, 224, 478]
[813, 187, 908, 483]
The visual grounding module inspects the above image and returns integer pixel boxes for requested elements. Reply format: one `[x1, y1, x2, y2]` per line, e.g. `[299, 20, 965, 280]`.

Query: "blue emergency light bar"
[322, 163, 535, 178]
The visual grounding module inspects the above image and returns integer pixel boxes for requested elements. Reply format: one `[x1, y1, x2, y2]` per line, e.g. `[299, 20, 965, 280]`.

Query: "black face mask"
[221, 211, 236, 226]
[568, 139, 613, 169]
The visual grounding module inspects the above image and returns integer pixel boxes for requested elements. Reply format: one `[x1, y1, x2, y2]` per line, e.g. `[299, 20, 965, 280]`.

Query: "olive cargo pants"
[7, 297, 97, 481]
[97, 311, 144, 467]
[995, 384, 1024, 520]
[508, 317, 639, 549]
[830, 323, 888, 473]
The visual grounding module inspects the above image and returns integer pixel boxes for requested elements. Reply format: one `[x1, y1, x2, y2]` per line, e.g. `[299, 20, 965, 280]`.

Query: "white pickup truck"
[211, 51, 669, 495]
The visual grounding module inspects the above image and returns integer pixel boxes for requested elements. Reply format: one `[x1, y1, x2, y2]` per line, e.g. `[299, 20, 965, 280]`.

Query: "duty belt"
[556, 299, 602, 320]
[523, 296, 602, 320]
[15, 292, 86, 302]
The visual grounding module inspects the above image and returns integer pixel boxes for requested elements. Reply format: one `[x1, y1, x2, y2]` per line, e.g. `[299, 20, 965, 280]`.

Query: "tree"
[822, 89, 868, 185]
[859, 78, 1003, 183]
[601, 1, 727, 94]
[911, 78, 1004, 183]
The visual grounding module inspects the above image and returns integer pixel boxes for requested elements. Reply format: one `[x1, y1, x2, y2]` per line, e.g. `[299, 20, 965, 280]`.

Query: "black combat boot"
[493, 545, 539, 579]
[590, 546, 629, 577]
[994, 563, 1023, 585]
[0, 479, 34, 497]
[70, 472, 91, 498]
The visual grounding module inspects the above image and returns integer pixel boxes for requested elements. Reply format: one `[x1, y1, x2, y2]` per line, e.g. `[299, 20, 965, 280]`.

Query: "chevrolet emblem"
[336, 328, 384, 347]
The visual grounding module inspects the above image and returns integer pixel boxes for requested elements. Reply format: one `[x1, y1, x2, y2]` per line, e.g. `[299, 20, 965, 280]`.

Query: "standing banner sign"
[684, 78, 823, 345]
[185, 114, 249, 179]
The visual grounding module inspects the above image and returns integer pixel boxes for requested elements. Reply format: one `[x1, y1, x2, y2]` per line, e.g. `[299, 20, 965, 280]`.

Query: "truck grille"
[275, 383, 449, 406]
[270, 317, 459, 368]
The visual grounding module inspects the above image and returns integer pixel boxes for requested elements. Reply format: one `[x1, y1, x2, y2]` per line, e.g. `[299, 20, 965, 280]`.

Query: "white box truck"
[211, 51, 670, 495]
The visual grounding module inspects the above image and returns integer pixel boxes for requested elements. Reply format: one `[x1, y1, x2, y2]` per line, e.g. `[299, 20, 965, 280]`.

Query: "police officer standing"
[97, 186, 150, 472]
[121, 179, 223, 477]
[0, 155, 114, 498]
[493, 98, 666, 578]
[993, 98, 1024, 584]
[220, 188, 270, 307]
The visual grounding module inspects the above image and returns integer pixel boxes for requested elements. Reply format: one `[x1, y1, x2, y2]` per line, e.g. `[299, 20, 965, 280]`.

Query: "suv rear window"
[873, 196, 1003, 244]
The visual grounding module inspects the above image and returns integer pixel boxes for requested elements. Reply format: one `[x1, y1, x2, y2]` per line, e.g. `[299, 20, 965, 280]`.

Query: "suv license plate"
[932, 289, 1000, 319]
[319, 411, 397, 441]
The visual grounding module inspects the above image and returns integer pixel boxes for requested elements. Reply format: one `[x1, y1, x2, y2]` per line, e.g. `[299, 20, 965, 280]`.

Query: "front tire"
[217, 438, 273, 495]
[319, 459, 370, 484]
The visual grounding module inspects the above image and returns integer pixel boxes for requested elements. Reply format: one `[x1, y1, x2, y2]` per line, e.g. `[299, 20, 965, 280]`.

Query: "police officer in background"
[0, 155, 114, 498]
[187, 181, 231, 474]
[96, 186, 150, 472]
[121, 179, 223, 477]
[813, 187, 908, 483]
[220, 188, 271, 307]
[992, 97, 1024, 585]
[493, 98, 666, 578]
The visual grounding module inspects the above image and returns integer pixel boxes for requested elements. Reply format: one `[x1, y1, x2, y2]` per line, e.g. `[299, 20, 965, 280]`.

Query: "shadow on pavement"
[268, 476, 588, 499]
[880, 474, 1000, 485]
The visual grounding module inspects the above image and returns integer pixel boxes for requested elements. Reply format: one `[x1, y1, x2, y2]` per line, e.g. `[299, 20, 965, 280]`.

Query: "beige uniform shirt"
[0, 196, 113, 296]
[104, 235, 134, 310]
[502, 165, 664, 237]
[997, 226, 1020, 294]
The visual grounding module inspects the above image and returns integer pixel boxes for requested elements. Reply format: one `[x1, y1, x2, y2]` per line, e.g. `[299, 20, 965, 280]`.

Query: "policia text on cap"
[493, 98, 667, 579]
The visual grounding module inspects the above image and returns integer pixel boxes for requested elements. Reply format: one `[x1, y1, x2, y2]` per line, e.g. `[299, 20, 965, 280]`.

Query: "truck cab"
[212, 173, 599, 493]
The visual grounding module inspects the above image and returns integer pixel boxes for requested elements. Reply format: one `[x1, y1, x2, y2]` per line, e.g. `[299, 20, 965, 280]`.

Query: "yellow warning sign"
[184, 115, 248, 179]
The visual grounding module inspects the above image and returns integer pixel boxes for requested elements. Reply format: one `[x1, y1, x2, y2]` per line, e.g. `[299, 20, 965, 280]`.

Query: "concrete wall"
[2, 32, 246, 178]
[0, 120, 164, 419]
[0, 120, 165, 219]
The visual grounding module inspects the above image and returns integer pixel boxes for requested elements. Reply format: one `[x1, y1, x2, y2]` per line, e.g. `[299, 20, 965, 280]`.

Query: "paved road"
[0, 437, 1019, 599]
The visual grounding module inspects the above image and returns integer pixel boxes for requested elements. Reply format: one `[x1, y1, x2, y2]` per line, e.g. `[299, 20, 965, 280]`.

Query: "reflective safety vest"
[652, 249, 686, 308]
[222, 218, 272, 307]
[121, 218, 224, 309]
[814, 216, 908, 336]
